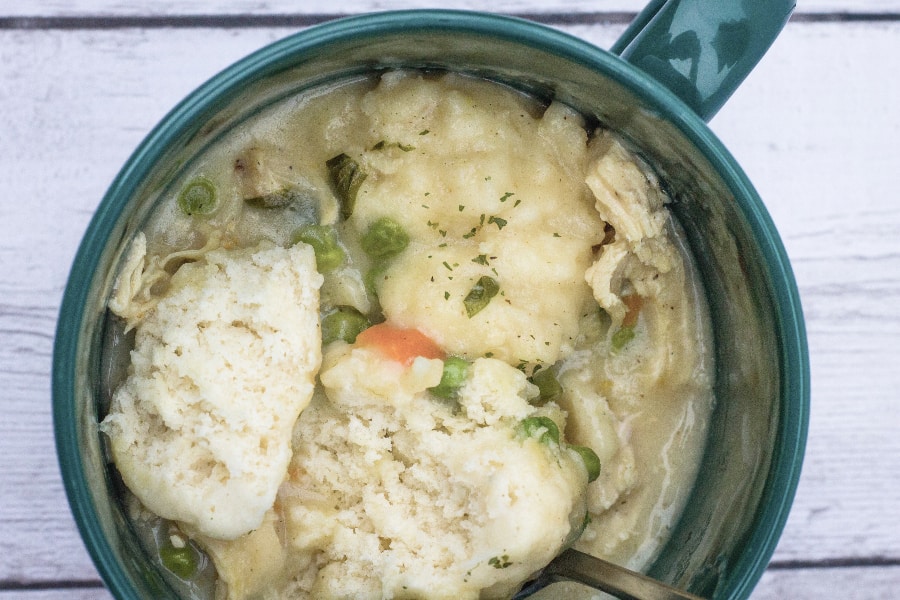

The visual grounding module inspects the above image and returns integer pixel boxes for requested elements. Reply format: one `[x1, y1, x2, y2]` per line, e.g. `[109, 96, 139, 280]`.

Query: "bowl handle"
[611, 0, 794, 121]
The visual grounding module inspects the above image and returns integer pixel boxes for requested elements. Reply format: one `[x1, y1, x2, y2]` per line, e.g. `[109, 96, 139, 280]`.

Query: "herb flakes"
[464, 276, 500, 318]
[488, 216, 507, 230]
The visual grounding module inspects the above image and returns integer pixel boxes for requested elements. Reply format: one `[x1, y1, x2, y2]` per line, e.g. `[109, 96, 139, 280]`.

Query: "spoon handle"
[513, 549, 706, 600]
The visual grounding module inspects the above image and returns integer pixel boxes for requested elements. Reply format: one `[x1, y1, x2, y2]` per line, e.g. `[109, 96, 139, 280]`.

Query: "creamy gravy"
[103, 70, 714, 600]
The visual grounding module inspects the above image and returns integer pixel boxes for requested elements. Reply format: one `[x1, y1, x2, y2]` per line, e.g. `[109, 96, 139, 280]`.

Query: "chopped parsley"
[372, 140, 415, 152]
[488, 216, 507, 230]
[325, 153, 366, 219]
[464, 276, 500, 318]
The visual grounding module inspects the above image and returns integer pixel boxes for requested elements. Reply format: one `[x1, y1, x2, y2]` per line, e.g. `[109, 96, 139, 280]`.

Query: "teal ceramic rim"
[53, 9, 809, 599]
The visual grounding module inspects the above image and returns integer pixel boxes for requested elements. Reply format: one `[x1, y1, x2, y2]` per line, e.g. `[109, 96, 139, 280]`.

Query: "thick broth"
[101, 71, 714, 599]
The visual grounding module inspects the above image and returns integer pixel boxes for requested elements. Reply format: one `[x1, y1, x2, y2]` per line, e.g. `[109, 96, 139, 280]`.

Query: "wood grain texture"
[757, 566, 900, 599]
[2, 0, 900, 19]
[712, 19, 900, 564]
[0, 26, 297, 585]
[0, 591, 109, 600]
[1, 9, 899, 600]
[5, 568, 900, 599]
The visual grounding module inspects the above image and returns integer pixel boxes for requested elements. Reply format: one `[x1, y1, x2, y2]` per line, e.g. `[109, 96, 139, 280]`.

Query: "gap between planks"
[2, 11, 900, 31]
[4, 560, 900, 596]
[768, 556, 900, 570]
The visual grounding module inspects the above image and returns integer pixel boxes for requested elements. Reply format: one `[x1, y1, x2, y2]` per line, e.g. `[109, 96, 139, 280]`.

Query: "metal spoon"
[513, 548, 706, 600]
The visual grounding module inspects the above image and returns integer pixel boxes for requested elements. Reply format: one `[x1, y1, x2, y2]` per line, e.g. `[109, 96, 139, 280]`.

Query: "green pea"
[159, 544, 197, 579]
[321, 305, 370, 345]
[519, 416, 560, 446]
[292, 224, 345, 273]
[361, 217, 410, 259]
[364, 261, 389, 298]
[429, 356, 470, 399]
[463, 275, 500, 318]
[530, 368, 562, 402]
[570, 445, 602, 483]
[177, 178, 218, 216]
[611, 325, 636, 352]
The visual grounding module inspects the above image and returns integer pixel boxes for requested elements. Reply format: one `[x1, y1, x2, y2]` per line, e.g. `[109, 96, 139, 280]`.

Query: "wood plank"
[3, 567, 900, 598]
[711, 20, 900, 562]
[1, 18, 899, 589]
[754, 566, 900, 599]
[0, 26, 299, 584]
[1, 0, 898, 19]
[0, 591, 109, 600]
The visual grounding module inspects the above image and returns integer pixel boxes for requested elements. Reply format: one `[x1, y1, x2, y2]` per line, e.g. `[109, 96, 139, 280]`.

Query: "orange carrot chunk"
[355, 323, 445, 366]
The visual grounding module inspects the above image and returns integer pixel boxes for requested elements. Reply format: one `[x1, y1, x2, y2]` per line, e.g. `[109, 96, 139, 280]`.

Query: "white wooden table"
[2, 1, 899, 598]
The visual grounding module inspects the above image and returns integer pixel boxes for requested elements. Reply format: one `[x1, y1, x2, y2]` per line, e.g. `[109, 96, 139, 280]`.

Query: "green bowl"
[53, 9, 808, 599]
